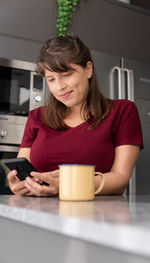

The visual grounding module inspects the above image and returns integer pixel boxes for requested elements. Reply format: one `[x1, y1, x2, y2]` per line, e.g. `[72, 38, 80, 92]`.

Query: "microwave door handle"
[110, 67, 126, 99]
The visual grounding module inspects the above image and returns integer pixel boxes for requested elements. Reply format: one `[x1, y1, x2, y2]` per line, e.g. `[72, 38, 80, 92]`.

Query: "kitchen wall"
[0, 0, 57, 62]
[68, 0, 150, 62]
[0, 0, 150, 62]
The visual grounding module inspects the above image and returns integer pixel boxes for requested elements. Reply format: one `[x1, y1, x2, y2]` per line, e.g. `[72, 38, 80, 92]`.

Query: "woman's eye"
[63, 72, 72, 77]
[48, 79, 55, 83]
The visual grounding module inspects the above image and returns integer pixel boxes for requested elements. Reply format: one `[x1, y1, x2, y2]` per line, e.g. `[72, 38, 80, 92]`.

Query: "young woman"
[8, 35, 143, 196]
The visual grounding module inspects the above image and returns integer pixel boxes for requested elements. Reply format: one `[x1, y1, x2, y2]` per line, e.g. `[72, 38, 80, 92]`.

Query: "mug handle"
[94, 172, 104, 195]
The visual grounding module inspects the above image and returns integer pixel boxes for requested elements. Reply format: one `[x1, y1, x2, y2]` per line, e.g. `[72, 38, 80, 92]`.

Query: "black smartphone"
[3, 157, 38, 181]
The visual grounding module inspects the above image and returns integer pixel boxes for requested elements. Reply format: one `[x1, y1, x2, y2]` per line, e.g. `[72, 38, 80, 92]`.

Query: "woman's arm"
[8, 145, 140, 196]
[95, 145, 140, 195]
[8, 147, 59, 196]
[26, 144, 140, 197]
[17, 147, 31, 160]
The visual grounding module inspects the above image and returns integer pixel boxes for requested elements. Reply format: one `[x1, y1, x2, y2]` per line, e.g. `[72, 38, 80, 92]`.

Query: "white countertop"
[0, 194, 150, 259]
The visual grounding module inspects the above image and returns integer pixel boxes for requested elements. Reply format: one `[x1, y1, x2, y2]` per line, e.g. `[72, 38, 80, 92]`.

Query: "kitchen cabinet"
[110, 0, 150, 12]
[69, 0, 150, 61]
[0, 0, 57, 62]
[0, 0, 56, 42]
[131, 0, 150, 11]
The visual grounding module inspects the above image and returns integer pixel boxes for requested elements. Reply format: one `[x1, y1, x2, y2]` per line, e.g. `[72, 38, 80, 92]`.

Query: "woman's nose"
[56, 79, 66, 91]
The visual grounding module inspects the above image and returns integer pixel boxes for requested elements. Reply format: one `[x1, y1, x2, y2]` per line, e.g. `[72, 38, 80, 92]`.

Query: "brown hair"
[36, 35, 112, 130]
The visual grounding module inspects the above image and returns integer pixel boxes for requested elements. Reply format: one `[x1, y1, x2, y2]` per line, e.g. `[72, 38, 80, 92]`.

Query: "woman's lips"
[60, 91, 73, 99]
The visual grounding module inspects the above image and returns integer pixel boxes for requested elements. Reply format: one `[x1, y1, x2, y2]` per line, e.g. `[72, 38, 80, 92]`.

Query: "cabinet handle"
[110, 66, 126, 99]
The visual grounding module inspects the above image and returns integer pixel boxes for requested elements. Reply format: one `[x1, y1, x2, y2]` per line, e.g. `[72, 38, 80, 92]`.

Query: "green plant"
[56, 0, 81, 36]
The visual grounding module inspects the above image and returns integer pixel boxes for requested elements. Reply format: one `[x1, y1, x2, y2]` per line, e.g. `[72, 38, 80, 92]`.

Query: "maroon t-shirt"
[20, 99, 143, 173]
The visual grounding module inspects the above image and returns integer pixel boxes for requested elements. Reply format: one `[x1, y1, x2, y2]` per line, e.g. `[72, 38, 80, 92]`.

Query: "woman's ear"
[86, 61, 93, 79]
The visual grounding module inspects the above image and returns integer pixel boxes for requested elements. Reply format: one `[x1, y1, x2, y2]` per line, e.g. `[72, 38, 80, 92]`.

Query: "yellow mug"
[59, 164, 104, 201]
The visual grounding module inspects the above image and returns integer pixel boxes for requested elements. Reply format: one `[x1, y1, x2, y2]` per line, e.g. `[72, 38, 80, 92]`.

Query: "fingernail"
[26, 177, 30, 182]
[12, 170, 16, 175]
[25, 183, 30, 189]
[34, 178, 39, 182]
[30, 172, 35, 176]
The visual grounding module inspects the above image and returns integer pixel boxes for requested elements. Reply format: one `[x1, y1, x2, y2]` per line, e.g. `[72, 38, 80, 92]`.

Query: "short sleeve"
[20, 111, 38, 148]
[114, 101, 143, 149]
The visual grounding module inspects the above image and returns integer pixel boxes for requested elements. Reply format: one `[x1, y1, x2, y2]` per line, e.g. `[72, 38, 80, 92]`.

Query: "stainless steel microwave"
[0, 58, 46, 145]
[0, 57, 46, 116]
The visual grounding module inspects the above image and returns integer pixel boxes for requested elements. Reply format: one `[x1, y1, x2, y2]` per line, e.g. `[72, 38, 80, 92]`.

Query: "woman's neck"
[64, 106, 86, 127]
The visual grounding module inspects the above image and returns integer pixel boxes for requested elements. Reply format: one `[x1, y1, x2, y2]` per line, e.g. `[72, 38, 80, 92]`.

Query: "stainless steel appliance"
[0, 58, 46, 194]
[91, 50, 150, 195]
[0, 58, 46, 144]
[0, 145, 19, 194]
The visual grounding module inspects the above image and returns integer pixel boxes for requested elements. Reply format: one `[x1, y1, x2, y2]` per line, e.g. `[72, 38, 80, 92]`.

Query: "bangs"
[36, 53, 75, 76]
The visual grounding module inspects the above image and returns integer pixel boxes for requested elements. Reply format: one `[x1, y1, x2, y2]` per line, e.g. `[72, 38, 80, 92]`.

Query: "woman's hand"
[24, 170, 59, 197]
[7, 170, 31, 196]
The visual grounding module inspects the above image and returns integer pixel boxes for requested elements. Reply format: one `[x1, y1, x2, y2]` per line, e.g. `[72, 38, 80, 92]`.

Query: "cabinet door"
[69, 0, 150, 61]
[91, 50, 120, 98]
[0, 34, 42, 62]
[0, 0, 56, 42]
[131, 0, 150, 10]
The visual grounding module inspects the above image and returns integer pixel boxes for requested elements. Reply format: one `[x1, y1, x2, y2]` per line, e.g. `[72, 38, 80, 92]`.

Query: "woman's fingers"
[30, 169, 59, 184]
[7, 170, 31, 195]
[32, 177, 43, 184]
[7, 170, 20, 183]
[49, 169, 59, 178]
[16, 188, 31, 196]
[11, 180, 26, 193]
[25, 176, 59, 196]
[8, 169, 59, 196]
[25, 179, 49, 196]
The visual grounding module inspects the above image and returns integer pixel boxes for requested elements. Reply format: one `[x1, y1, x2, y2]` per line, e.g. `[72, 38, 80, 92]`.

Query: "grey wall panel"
[69, 0, 150, 62]
[1, 0, 150, 62]
[0, 0, 56, 42]
[0, 34, 42, 62]
[0, 0, 57, 62]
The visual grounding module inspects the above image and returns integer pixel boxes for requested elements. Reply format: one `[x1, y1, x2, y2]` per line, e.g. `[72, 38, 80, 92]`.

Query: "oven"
[0, 58, 46, 116]
[0, 145, 19, 194]
[0, 58, 47, 194]
[0, 57, 46, 144]
[0, 58, 46, 145]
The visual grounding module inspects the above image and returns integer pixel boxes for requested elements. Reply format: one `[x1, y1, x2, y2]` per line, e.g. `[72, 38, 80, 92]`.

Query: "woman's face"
[45, 62, 93, 111]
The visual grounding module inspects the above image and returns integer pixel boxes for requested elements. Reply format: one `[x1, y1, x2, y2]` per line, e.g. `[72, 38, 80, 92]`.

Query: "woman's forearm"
[95, 171, 128, 195]
[95, 145, 140, 195]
